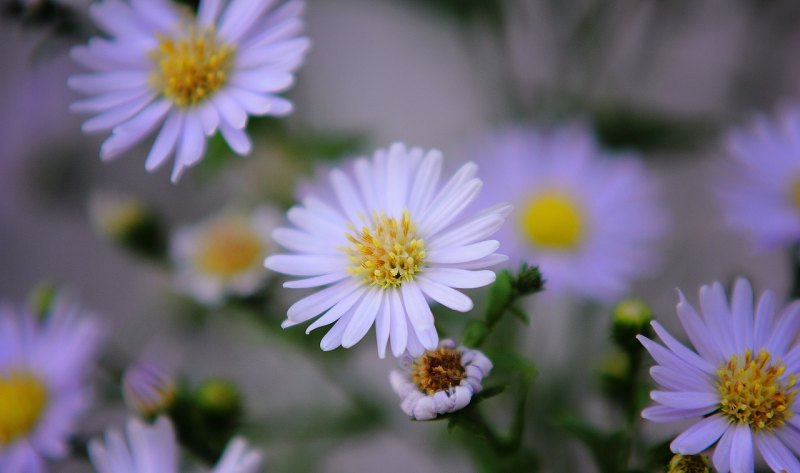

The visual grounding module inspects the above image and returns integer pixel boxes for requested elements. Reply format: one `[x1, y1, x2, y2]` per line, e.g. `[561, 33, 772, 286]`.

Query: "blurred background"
[2, 0, 800, 471]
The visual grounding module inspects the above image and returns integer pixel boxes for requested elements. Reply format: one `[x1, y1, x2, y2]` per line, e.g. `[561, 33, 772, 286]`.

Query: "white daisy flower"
[265, 143, 510, 357]
[640, 278, 800, 473]
[472, 125, 667, 302]
[172, 206, 280, 305]
[89, 416, 263, 473]
[0, 299, 103, 472]
[719, 106, 800, 249]
[389, 339, 492, 421]
[69, 0, 310, 182]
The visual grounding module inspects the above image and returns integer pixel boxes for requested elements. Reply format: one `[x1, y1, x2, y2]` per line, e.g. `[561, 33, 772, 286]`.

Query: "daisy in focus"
[89, 416, 263, 473]
[69, 0, 310, 182]
[639, 278, 800, 472]
[172, 206, 280, 305]
[473, 125, 666, 302]
[719, 106, 800, 248]
[266, 143, 510, 357]
[390, 339, 492, 421]
[0, 299, 102, 472]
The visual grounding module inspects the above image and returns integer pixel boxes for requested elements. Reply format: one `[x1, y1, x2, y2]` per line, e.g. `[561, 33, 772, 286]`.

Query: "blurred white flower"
[122, 359, 176, 417]
[719, 106, 800, 249]
[0, 299, 103, 472]
[172, 207, 280, 305]
[390, 339, 492, 421]
[89, 416, 263, 473]
[473, 125, 667, 302]
[69, 0, 310, 182]
[266, 143, 509, 357]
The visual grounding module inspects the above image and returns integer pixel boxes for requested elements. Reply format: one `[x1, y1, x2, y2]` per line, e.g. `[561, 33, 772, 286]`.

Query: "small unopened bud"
[512, 263, 545, 295]
[123, 360, 177, 417]
[196, 379, 242, 421]
[89, 192, 167, 262]
[598, 349, 630, 397]
[668, 454, 711, 473]
[611, 298, 653, 350]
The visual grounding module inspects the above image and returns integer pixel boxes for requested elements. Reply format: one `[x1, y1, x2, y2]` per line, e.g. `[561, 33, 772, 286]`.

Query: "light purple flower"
[719, 106, 800, 249]
[0, 299, 103, 472]
[69, 0, 310, 182]
[472, 124, 667, 302]
[640, 278, 800, 472]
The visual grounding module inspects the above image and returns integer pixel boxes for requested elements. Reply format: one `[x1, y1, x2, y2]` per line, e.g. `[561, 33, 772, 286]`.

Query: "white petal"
[408, 150, 442, 216]
[342, 289, 382, 348]
[265, 254, 347, 276]
[416, 276, 473, 312]
[670, 414, 729, 455]
[100, 100, 172, 160]
[728, 425, 753, 473]
[82, 92, 157, 133]
[145, 109, 183, 171]
[426, 241, 500, 264]
[400, 282, 434, 331]
[388, 290, 408, 357]
[283, 272, 348, 289]
[421, 268, 495, 289]
[69, 72, 150, 94]
[375, 295, 391, 358]
[229, 70, 294, 93]
[198, 0, 223, 27]
[171, 113, 206, 182]
[213, 92, 248, 130]
[285, 279, 360, 322]
[219, 120, 253, 155]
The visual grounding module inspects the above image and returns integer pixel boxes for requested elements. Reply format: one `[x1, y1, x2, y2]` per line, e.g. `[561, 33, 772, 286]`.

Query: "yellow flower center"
[412, 346, 466, 395]
[519, 191, 585, 251]
[344, 211, 426, 289]
[194, 219, 264, 278]
[717, 349, 797, 431]
[0, 371, 48, 447]
[151, 28, 235, 107]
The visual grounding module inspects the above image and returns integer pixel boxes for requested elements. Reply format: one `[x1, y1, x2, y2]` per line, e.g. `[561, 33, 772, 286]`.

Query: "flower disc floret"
[411, 346, 466, 395]
[717, 349, 797, 431]
[519, 191, 585, 250]
[151, 29, 235, 107]
[344, 211, 426, 289]
[0, 371, 48, 447]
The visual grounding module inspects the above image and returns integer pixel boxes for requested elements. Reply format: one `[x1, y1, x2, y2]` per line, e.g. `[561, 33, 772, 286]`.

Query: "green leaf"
[462, 320, 490, 348]
[485, 270, 514, 325]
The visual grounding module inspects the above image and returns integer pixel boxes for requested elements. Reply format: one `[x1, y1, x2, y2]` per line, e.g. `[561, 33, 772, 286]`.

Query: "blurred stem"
[790, 244, 800, 300]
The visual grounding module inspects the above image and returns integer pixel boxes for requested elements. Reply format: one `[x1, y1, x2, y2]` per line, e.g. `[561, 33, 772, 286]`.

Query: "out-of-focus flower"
[719, 106, 800, 249]
[69, 0, 310, 182]
[88, 416, 263, 473]
[122, 359, 176, 417]
[266, 143, 509, 357]
[89, 191, 168, 261]
[0, 299, 102, 472]
[472, 125, 667, 302]
[667, 454, 711, 473]
[389, 339, 492, 420]
[172, 207, 280, 304]
[639, 278, 800, 473]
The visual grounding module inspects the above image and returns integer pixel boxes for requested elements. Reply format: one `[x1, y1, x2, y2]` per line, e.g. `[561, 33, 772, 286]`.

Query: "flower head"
[719, 106, 800, 248]
[89, 416, 263, 473]
[265, 143, 509, 357]
[640, 278, 800, 472]
[69, 0, 310, 182]
[0, 299, 102, 472]
[389, 340, 492, 420]
[472, 125, 667, 301]
[122, 359, 176, 417]
[172, 206, 280, 304]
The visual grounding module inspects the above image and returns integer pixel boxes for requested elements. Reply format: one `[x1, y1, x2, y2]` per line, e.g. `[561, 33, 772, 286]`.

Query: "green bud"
[611, 298, 653, 350]
[89, 192, 167, 262]
[667, 454, 711, 473]
[598, 349, 630, 396]
[27, 282, 59, 320]
[512, 263, 545, 295]
[196, 379, 242, 421]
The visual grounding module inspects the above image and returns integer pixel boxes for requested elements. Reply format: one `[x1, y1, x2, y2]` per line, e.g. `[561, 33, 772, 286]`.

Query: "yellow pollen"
[717, 349, 797, 431]
[344, 210, 425, 289]
[0, 371, 48, 447]
[151, 28, 235, 107]
[195, 218, 264, 278]
[519, 191, 585, 251]
[667, 454, 711, 473]
[412, 346, 466, 395]
[789, 178, 800, 211]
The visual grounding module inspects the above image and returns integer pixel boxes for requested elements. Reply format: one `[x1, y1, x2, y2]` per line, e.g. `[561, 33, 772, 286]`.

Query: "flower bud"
[611, 298, 653, 350]
[122, 360, 176, 417]
[667, 454, 711, 473]
[89, 192, 167, 262]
